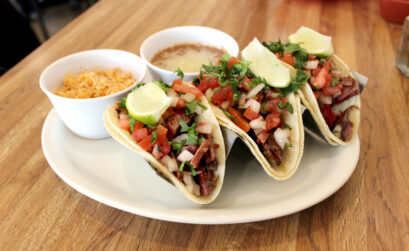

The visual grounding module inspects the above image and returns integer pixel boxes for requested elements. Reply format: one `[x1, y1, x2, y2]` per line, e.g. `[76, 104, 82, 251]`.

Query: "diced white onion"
[172, 133, 188, 143]
[238, 94, 246, 109]
[246, 83, 265, 98]
[183, 173, 200, 196]
[168, 89, 178, 97]
[119, 113, 129, 120]
[196, 123, 212, 134]
[177, 150, 194, 162]
[253, 128, 264, 136]
[205, 89, 214, 100]
[305, 60, 319, 70]
[152, 144, 161, 159]
[273, 128, 291, 149]
[250, 117, 266, 130]
[332, 70, 342, 78]
[319, 95, 332, 105]
[332, 124, 342, 138]
[181, 93, 196, 102]
[161, 155, 178, 172]
[244, 99, 261, 113]
[221, 100, 230, 110]
[171, 97, 179, 107]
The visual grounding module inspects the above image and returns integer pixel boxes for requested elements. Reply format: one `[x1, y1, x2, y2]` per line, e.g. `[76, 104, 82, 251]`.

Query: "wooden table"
[1, 0, 408, 249]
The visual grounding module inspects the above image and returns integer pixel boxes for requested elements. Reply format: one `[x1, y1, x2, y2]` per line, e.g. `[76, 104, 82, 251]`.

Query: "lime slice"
[241, 38, 291, 88]
[288, 26, 334, 57]
[126, 82, 171, 125]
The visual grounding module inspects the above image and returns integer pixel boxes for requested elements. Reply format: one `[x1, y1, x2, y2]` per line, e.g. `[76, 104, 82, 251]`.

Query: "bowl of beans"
[39, 49, 147, 139]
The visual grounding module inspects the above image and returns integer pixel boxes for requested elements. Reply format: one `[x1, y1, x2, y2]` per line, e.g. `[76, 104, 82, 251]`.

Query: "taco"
[193, 39, 306, 180]
[103, 79, 225, 204]
[262, 27, 360, 145]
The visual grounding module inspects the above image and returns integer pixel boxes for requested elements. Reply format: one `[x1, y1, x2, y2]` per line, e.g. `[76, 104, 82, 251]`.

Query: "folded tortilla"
[295, 55, 361, 145]
[211, 65, 304, 180]
[103, 83, 226, 204]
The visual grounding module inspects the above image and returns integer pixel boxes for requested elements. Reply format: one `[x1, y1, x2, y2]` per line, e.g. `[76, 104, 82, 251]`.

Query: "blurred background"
[1, 0, 97, 75]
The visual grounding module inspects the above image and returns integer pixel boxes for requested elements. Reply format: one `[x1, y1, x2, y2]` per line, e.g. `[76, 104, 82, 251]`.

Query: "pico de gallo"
[115, 76, 220, 197]
[263, 41, 359, 142]
[194, 54, 307, 165]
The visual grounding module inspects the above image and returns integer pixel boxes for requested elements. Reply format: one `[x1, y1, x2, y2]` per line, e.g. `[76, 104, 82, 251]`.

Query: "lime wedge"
[126, 82, 171, 125]
[288, 26, 334, 57]
[241, 38, 291, 88]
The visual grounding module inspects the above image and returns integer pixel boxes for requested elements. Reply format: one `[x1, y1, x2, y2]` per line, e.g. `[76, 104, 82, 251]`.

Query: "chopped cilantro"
[281, 69, 309, 97]
[190, 165, 197, 176]
[171, 139, 187, 152]
[175, 68, 184, 79]
[129, 118, 136, 132]
[284, 123, 292, 130]
[331, 77, 340, 86]
[285, 143, 293, 148]
[133, 82, 145, 90]
[196, 101, 208, 110]
[185, 101, 197, 115]
[153, 80, 171, 93]
[157, 144, 161, 152]
[192, 77, 200, 86]
[278, 102, 294, 113]
[179, 161, 186, 172]
[179, 120, 191, 132]
[146, 124, 158, 129]
[118, 97, 127, 110]
[271, 92, 280, 98]
[151, 131, 158, 145]
[187, 128, 198, 145]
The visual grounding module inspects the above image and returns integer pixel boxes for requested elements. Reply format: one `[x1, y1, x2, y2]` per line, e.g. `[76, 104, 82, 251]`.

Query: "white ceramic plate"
[41, 109, 359, 224]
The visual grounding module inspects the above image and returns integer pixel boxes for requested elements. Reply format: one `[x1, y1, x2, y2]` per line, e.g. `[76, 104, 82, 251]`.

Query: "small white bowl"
[140, 26, 239, 83]
[40, 49, 147, 139]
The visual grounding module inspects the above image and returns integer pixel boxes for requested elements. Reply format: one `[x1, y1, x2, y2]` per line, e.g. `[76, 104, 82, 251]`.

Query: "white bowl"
[39, 49, 147, 139]
[140, 26, 239, 83]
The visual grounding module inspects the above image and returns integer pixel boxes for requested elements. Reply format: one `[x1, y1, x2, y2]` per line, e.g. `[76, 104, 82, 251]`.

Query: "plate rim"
[41, 108, 359, 224]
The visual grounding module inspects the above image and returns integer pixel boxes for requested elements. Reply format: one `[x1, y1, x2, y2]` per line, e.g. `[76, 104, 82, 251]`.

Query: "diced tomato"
[275, 52, 281, 59]
[133, 121, 144, 130]
[282, 52, 295, 66]
[313, 67, 328, 89]
[227, 106, 251, 133]
[160, 142, 171, 156]
[212, 85, 233, 106]
[312, 66, 321, 77]
[175, 98, 186, 108]
[197, 77, 220, 93]
[172, 78, 183, 85]
[172, 82, 203, 98]
[322, 58, 334, 71]
[138, 134, 153, 151]
[321, 104, 337, 128]
[325, 73, 333, 84]
[119, 118, 131, 131]
[314, 91, 322, 99]
[264, 99, 280, 113]
[309, 54, 316, 60]
[240, 76, 252, 91]
[155, 125, 168, 144]
[266, 112, 281, 131]
[227, 57, 240, 69]
[132, 128, 148, 142]
[243, 108, 260, 121]
[257, 131, 269, 144]
[198, 171, 212, 196]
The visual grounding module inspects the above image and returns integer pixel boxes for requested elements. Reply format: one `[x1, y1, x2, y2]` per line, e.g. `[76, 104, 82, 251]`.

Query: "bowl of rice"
[40, 49, 147, 139]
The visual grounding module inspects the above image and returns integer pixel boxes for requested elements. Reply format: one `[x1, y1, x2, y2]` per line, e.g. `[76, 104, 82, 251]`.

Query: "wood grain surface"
[1, 0, 408, 249]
